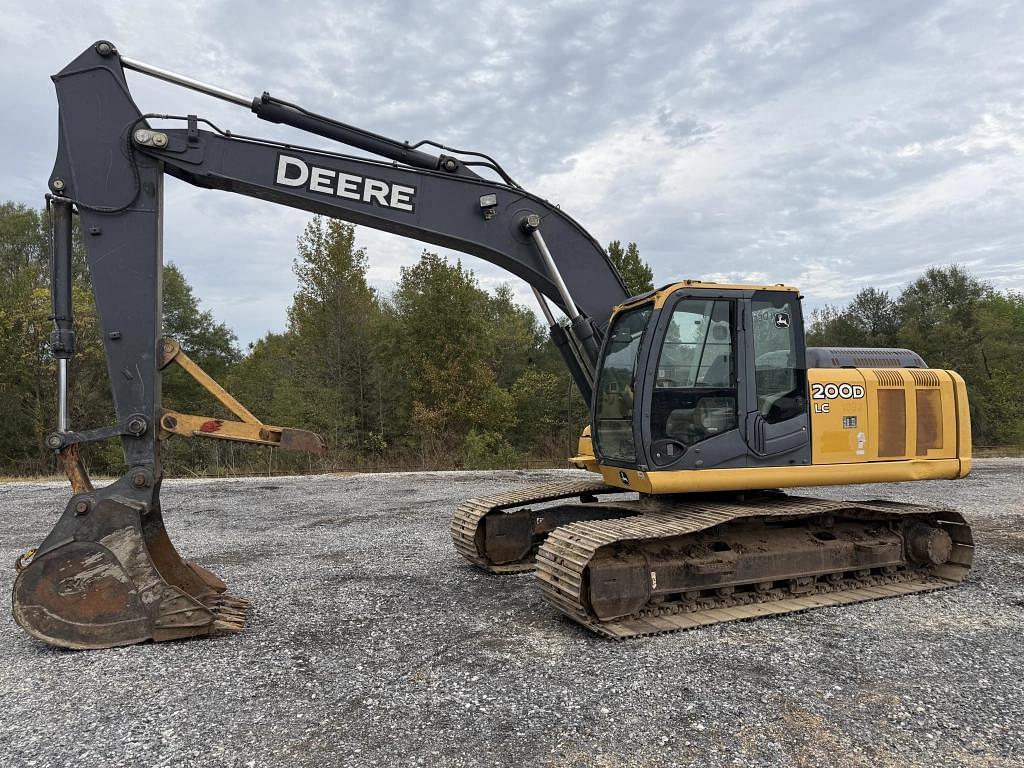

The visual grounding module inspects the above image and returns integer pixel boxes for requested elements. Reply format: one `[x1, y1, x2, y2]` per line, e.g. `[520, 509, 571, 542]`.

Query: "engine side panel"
[807, 368, 965, 465]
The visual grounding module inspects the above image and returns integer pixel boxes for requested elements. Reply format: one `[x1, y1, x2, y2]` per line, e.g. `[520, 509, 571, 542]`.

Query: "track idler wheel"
[12, 485, 248, 650]
[905, 523, 953, 566]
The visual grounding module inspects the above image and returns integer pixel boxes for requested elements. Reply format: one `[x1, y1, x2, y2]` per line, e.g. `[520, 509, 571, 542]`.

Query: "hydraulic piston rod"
[532, 287, 557, 326]
[57, 361, 68, 433]
[117, 47, 447, 172]
[533, 287, 594, 402]
[49, 196, 75, 433]
[523, 217, 601, 366]
[528, 227, 580, 322]
[119, 54, 252, 107]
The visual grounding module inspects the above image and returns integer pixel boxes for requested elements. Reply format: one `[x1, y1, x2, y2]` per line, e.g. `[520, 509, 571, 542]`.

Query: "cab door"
[743, 291, 811, 464]
[638, 291, 751, 470]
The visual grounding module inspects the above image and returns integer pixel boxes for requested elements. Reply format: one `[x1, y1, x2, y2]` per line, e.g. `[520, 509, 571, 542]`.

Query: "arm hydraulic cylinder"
[48, 196, 75, 432]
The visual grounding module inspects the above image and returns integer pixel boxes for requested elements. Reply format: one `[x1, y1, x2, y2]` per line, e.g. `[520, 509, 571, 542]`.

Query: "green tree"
[286, 217, 383, 454]
[807, 305, 855, 347]
[896, 266, 992, 370]
[607, 240, 654, 296]
[0, 203, 50, 472]
[509, 368, 566, 453]
[0, 202, 115, 474]
[806, 288, 899, 348]
[0, 202, 47, 276]
[227, 332, 307, 435]
[847, 288, 900, 346]
[462, 427, 521, 469]
[390, 251, 515, 462]
[485, 284, 547, 388]
[231, 227, 570, 469]
[971, 291, 1024, 445]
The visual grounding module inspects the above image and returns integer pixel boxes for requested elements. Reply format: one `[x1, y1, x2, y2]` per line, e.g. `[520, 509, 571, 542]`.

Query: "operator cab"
[593, 282, 810, 473]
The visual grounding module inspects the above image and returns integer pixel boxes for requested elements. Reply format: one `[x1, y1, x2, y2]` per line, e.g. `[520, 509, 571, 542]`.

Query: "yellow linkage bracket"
[157, 337, 324, 454]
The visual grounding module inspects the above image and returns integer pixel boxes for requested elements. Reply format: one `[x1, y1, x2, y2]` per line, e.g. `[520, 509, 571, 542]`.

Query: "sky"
[2, 0, 1022, 346]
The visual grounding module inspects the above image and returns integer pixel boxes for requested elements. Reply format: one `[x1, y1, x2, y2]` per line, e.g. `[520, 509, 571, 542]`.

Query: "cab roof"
[614, 280, 800, 311]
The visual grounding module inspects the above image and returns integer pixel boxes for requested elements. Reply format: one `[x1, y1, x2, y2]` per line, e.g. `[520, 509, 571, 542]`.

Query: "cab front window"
[594, 304, 652, 463]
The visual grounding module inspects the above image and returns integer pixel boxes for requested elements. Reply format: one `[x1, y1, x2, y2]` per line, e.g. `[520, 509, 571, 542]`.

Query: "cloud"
[1, 0, 1021, 344]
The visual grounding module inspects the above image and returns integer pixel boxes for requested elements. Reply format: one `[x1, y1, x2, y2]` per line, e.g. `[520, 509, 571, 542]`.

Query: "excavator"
[12, 41, 973, 649]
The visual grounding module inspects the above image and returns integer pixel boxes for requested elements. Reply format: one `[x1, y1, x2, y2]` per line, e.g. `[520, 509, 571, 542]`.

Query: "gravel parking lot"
[0, 459, 1021, 767]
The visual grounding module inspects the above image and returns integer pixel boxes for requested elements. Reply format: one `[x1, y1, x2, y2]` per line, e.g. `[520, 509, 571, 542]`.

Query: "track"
[534, 495, 974, 638]
[449, 479, 630, 572]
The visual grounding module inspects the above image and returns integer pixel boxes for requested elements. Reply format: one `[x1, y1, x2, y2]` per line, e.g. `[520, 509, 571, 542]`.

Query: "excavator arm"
[12, 40, 628, 649]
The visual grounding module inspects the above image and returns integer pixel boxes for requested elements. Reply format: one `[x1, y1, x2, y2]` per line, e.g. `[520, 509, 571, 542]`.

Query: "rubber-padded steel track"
[450, 479, 623, 573]
[535, 495, 973, 639]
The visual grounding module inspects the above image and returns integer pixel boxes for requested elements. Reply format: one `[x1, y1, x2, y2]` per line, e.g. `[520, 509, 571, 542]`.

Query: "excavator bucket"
[12, 449, 248, 650]
[13, 344, 321, 650]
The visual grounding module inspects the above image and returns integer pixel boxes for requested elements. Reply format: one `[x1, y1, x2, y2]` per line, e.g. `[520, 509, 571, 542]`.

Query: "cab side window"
[751, 296, 806, 423]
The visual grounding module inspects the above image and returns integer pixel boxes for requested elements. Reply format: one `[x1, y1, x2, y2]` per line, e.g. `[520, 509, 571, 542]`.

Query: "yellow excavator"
[450, 285, 972, 637]
[13, 42, 972, 649]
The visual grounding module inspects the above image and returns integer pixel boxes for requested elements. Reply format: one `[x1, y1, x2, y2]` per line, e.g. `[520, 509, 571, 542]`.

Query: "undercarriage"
[451, 480, 973, 638]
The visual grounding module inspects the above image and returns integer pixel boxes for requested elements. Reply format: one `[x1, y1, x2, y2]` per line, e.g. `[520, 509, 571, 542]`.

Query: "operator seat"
[701, 325, 731, 387]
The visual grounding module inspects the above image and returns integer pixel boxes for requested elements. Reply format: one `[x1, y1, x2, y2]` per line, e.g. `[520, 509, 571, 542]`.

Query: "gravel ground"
[0, 459, 1021, 768]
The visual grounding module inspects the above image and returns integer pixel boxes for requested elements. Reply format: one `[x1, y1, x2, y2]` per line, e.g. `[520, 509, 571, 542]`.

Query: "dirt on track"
[0, 459, 1021, 767]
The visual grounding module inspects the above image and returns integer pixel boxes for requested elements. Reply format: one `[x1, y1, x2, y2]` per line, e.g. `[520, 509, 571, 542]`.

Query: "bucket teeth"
[202, 594, 250, 614]
[213, 618, 246, 634]
[208, 592, 251, 630]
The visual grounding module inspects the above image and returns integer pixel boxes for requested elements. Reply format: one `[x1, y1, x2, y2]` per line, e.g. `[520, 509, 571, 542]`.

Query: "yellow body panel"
[599, 458, 966, 494]
[806, 369, 870, 463]
[950, 370, 973, 470]
[570, 426, 600, 472]
[806, 368, 963, 464]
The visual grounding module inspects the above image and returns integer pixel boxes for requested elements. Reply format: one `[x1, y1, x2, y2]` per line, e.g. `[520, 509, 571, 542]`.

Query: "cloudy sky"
[2, 1, 1022, 345]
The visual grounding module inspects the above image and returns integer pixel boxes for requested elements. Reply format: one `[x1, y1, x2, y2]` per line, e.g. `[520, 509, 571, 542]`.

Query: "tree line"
[0, 199, 1018, 477]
